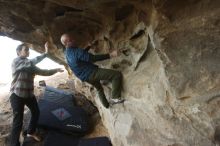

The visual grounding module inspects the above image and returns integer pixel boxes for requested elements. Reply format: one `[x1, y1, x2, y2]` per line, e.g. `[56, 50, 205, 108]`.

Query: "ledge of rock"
[0, 0, 220, 146]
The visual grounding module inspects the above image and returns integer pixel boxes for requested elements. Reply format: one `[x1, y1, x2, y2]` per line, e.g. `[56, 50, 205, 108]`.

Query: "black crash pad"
[41, 86, 76, 107]
[78, 137, 112, 146]
[44, 131, 112, 146]
[38, 87, 89, 135]
[38, 99, 89, 135]
[43, 131, 79, 146]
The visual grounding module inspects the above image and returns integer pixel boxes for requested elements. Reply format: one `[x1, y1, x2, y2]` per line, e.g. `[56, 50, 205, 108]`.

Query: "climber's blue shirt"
[65, 47, 98, 81]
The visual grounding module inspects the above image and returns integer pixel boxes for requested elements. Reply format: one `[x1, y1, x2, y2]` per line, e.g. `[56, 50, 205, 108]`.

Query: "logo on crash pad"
[51, 108, 71, 121]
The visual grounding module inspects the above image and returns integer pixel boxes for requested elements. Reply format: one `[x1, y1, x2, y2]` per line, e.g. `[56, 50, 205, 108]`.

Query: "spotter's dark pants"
[9, 93, 39, 146]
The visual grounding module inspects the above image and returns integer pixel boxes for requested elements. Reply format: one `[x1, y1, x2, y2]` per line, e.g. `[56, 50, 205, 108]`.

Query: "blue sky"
[0, 36, 64, 84]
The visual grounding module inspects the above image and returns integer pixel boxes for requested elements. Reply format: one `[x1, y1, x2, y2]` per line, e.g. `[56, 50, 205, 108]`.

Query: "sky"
[0, 36, 64, 86]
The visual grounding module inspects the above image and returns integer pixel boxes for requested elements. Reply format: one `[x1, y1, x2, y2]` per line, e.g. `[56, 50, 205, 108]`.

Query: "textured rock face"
[0, 0, 220, 146]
